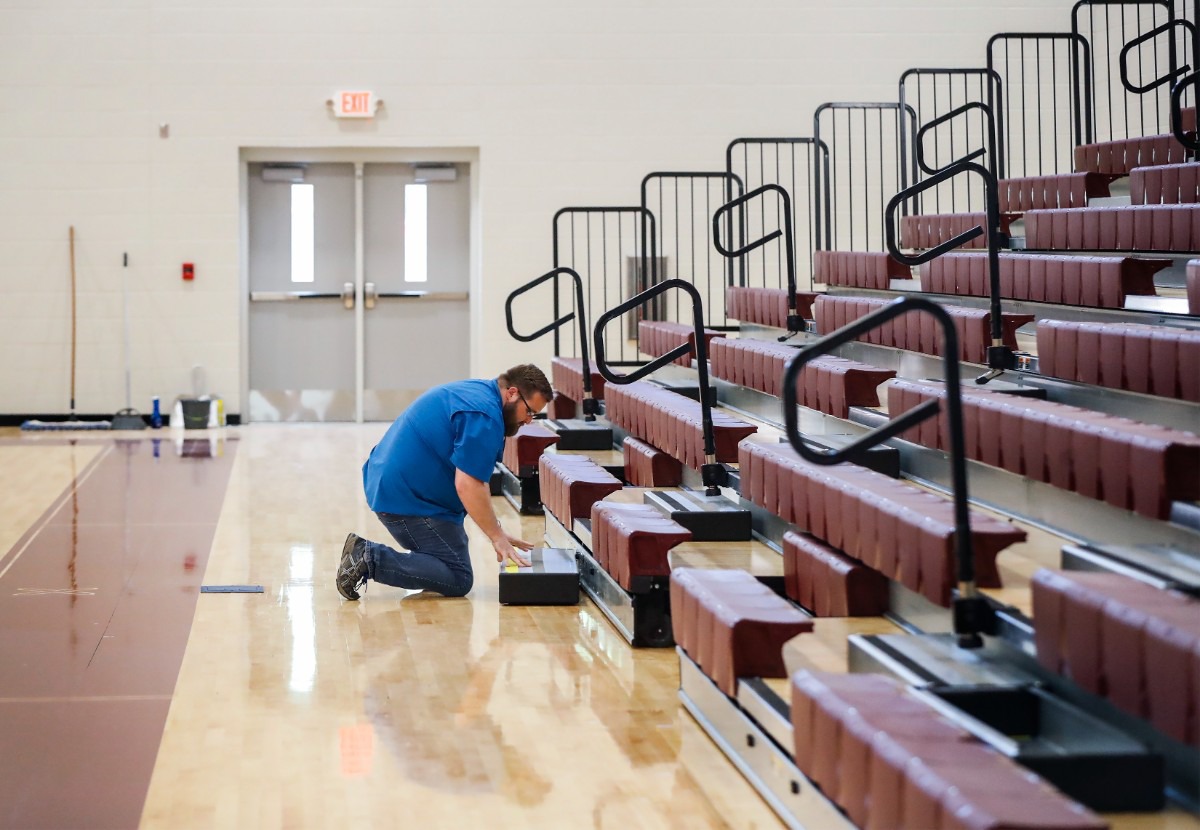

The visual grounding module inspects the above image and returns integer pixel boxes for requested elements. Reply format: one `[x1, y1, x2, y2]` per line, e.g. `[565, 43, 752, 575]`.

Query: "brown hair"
[499, 364, 552, 401]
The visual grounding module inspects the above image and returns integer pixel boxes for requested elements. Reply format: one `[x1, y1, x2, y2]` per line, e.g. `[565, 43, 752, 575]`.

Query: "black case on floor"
[498, 547, 580, 605]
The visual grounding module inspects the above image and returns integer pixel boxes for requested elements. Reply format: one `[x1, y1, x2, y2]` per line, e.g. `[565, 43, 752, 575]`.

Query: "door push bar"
[712, 184, 802, 338]
[885, 159, 1014, 384]
[247, 285, 355, 309]
[505, 267, 600, 420]
[249, 287, 467, 307]
[781, 296, 992, 648]
[593, 278, 726, 496]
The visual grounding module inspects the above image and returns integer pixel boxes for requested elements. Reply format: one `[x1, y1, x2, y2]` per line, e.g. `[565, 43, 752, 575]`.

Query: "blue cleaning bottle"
[151, 396, 162, 429]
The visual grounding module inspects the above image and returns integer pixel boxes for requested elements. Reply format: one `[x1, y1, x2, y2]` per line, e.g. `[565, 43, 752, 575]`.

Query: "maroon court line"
[0, 435, 237, 829]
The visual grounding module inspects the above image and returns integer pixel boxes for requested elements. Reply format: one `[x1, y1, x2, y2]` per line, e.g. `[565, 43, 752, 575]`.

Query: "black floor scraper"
[111, 250, 146, 430]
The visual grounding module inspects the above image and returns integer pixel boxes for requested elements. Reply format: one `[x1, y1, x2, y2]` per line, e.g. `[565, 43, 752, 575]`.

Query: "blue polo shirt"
[363, 378, 506, 522]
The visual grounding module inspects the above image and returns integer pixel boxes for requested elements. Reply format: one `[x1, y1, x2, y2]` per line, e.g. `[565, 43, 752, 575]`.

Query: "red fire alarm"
[182, 262, 194, 281]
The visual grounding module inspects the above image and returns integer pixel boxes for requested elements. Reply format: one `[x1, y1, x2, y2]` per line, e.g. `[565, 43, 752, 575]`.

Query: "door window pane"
[291, 183, 314, 283]
[405, 184, 427, 282]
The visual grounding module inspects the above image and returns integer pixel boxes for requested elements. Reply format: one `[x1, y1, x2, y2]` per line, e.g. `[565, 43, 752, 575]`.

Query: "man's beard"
[503, 400, 522, 437]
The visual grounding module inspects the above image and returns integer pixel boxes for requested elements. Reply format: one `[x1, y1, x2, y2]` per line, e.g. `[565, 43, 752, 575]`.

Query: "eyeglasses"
[515, 389, 536, 422]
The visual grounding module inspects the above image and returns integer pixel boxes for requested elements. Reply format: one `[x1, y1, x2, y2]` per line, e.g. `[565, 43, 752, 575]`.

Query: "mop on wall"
[21, 226, 111, 431]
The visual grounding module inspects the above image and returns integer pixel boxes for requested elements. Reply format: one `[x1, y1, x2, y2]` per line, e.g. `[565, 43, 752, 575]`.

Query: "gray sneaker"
[336, 533, 369, 600]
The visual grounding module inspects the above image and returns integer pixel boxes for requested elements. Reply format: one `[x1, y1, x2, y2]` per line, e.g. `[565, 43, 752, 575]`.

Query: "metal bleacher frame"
[513, 2, 1200, 823]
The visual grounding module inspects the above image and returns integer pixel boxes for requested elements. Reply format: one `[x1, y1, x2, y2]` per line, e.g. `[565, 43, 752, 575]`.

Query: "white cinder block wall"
[0, 0, 1069, 418]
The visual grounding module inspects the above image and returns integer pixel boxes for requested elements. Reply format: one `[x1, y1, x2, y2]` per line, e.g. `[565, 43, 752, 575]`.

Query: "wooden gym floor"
[0, 424, 785, 829]
[1, 424, 1196, 829]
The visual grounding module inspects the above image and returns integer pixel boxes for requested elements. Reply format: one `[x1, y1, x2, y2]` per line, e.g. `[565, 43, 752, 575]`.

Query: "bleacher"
[497, 4, 1200, 828]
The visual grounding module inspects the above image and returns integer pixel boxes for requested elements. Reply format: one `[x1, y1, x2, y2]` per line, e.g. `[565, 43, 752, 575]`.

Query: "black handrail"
[593, 278, 726, 495]
[1116, 19, 1200, 151]
[987, 33, 1093, 176]
[900, 68, 1005, 182]
[551, 206, 658, 362]
[1117, 18, 1195, 94]
[885, 159, 1014, 384]
[725, 137, 827, 293]
[813, 102, 917, 251]
[1171, 69, 1200, 150]
[1075, 0, 1175, 143]
[639, 172, 745, 330]
[914, 101, 997, 177]
[711, 184, 801, 337]
[780, 296, 992, 648]
[505, 267, 599, 420]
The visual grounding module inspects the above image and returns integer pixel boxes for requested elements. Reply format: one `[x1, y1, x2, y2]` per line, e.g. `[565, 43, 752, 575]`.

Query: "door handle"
[364, 282, 377, 310]
[342, 282, 355, 310]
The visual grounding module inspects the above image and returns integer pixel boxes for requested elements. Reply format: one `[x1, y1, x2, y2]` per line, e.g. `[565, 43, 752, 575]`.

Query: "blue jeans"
[363, 513, 474, 597]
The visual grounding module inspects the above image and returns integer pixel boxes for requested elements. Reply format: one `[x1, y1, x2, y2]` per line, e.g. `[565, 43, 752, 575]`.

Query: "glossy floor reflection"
[3, 424, 1197, 829]
[0, 431, 236, 829]
[133, 424, 785, 829]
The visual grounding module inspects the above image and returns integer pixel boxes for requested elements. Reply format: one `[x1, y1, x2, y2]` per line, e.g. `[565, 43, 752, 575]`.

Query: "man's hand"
[493, 532, 534, 567]
[454, 468, 535, 567]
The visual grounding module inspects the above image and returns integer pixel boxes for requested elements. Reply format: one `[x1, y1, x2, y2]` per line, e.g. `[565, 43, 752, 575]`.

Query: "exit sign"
[334, 90, 376, 118]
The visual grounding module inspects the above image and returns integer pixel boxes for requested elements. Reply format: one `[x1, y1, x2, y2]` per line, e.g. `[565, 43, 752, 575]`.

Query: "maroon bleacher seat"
[590, 501, 691, 591]
[790, 670, 1107, 830]
[998, 172, 1110, 214]
[1037, 319, 1200, 403]
[1073, 132, 1192, 176]
[1032, 569, 1200, 748]
[782, 530, 889, 617]
[739, 440, 1027, 606]
[709, 337, 895, 418]
[637, 320, 725, 366]
[813, 251, 910, 289]
[888, 379, 1200, 519]
[622, 435, 682, 487]
[900, 212, 1014, 250]
[502, 423, 560, 473]
[725, 286, 820, 328]
[604, 381, 758, 469]
[1130, 162, 1200, 204]
[669, 567, 813, 696]
[538, 453, 623, 528]
[709, 337, 796, 398]
[551, 356, 606, 404]
[920, 252, 1165, 309]
[813, 295, 1033, 365]
[1024, 204, 1200, 252]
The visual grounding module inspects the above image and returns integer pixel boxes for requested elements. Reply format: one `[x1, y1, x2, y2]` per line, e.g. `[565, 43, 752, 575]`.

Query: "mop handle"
[69, 225, 76, 414]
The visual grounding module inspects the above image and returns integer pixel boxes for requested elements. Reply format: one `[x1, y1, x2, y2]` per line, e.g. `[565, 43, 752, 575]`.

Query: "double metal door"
[247, 161, 470, 422]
